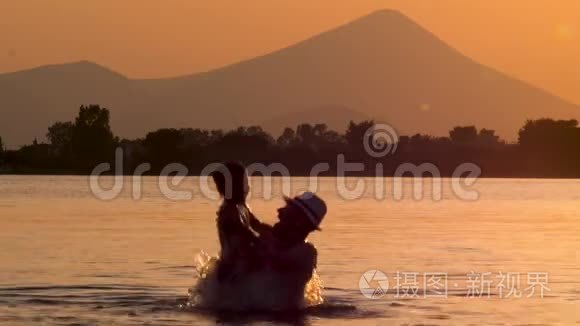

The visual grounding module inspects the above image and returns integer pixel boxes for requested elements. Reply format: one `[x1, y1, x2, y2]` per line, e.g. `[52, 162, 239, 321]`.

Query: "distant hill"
[1, 9, 578, 147]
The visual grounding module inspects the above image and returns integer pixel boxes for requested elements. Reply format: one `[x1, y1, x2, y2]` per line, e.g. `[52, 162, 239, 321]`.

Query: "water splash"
[185, 251, 324, 312]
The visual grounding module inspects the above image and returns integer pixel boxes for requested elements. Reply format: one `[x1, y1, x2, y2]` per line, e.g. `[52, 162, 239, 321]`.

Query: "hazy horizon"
[2, 1, 579, 104]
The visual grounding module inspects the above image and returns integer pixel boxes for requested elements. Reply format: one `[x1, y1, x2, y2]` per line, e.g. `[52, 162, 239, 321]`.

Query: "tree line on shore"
[1, 104, 580, 177]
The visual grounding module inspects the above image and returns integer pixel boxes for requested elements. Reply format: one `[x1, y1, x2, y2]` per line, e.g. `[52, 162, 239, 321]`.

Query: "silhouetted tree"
[143, 128, 185, 172]
[312, 123, 343, 147]
[180, 128, 212, 147]
[214, 126, 274, 162]
[319, 129, 344, 146]
[409, 133, 436, 149]
[518, 119, 579, 150]
[118, 138, 146, 174]
[47, 121, 74, 158]
[478, 128, 500, 145]
[210, 129, 224, 143]
[296, 124, 316, 145]
[9, 110, 580, 177]
[449, 126, 478, 143]
[0, 136, 4, 162]
[277, 127, 296, 147]
[178, 128, 213, 171]
[9, 140, 60, 172]
[71, 105, 116, 171]
[517, 119, 580, 176]
[345, 120, 374, 147]
[313, 123, 327, 137]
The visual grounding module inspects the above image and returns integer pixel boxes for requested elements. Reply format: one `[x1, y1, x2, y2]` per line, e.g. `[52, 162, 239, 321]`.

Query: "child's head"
[211, 161, 249, 202]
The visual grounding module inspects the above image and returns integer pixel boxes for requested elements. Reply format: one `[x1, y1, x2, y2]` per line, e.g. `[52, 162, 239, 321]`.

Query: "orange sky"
[2, 0, 579, 103]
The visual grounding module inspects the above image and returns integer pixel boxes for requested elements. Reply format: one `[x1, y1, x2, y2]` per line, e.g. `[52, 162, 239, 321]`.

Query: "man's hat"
[284, 192, 327, 231]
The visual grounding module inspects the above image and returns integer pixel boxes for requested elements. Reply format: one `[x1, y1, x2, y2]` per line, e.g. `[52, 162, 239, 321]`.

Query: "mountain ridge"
[1, 60, 128, 80]
[1, 10, 579, 148]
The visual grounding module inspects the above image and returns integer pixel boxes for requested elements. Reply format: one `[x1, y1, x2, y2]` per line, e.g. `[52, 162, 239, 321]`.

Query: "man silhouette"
[255, 192, 327, 305]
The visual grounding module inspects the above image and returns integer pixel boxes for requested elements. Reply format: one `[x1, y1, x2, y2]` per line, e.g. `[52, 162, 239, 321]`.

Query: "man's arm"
[247, 210, 273, 234]
[218, 205, 261, 249]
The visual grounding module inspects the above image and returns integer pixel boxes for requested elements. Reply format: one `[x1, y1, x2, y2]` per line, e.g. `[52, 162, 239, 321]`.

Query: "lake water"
[0, 176, 578, 325]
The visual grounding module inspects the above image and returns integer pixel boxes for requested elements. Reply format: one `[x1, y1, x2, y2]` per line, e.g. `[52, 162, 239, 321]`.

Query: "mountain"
[0, 61, 132, 147]
[1, 10, 579, 148]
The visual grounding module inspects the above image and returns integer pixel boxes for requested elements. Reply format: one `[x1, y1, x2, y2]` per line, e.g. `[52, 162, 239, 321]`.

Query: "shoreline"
[2, 171, 579, 179]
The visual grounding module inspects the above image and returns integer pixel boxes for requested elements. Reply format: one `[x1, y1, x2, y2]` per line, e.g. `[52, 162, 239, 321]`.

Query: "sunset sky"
[2, 0, 579, 103]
